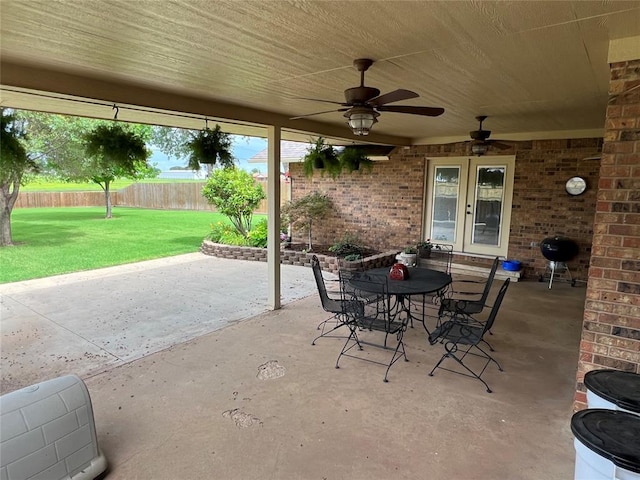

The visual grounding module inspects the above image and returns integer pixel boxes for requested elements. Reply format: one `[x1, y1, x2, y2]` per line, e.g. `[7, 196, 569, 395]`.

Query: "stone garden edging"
[200, 240, 398, 274]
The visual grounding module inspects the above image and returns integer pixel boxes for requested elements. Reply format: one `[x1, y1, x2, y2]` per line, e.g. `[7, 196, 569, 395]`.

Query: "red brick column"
[575, 59, 640, 410]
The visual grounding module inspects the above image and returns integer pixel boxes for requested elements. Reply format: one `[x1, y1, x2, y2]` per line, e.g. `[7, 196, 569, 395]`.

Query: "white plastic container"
[571, 409, 640, 480]
[584, 369, 640, 416]
[0, 375, 107, 480]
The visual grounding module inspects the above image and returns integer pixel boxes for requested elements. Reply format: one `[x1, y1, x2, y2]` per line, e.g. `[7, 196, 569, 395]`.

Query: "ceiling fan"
[291, 58, 445, 136]
[468, 115, 510, 156]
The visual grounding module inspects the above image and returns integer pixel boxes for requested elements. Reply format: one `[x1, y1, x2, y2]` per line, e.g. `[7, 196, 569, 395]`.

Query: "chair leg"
[312, 313, 349, 345]
[428, 343, 497, 393]
[312, 322, 342, 345]
[480, 338, 495, 352]
[335, 325, 363, 369]
[474, 344, 503, 372]
[382, 330, 409, 382]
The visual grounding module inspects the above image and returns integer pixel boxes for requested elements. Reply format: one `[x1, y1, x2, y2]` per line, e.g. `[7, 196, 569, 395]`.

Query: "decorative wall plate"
[566, 176, 587, 195]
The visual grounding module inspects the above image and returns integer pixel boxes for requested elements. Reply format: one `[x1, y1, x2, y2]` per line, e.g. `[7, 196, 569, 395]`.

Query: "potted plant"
[398, 246, 418, 267]
[338, 146, 374, 173]
[417, 239, 433, 258]
[186, 123, 234, 170]
[302, 137, 341, 178]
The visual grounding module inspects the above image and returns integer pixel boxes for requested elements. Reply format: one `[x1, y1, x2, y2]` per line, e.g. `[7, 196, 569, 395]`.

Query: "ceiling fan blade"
[292, 96, 347, 106]
[290, 108, 348, 120]
[368, 89, 419, 107]
[376, 105, 445, 117]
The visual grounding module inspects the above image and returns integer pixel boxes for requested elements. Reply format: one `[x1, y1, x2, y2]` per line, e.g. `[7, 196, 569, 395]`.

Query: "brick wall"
[290, 156, 426, 252]
[574, 59, 640, 410]
[289, 137, 601, 281]
[508, 139, 601, 281]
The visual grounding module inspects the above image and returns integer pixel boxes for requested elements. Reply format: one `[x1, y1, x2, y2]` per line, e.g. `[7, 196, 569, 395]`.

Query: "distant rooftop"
[249, 141, 310, 164]
[249, 141, 394, 164]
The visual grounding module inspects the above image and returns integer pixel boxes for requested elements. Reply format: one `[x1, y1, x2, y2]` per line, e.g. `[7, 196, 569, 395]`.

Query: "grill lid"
[540, 236, 579, 262]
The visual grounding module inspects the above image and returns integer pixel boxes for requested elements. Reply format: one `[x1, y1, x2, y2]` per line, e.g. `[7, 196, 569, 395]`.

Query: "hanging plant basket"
[186, 123, 233, 170]
[338, 146, 374, 173]
[302, 137, 341, 178]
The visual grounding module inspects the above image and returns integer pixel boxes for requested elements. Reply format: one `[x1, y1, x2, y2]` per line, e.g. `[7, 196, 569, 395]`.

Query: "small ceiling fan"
[290, 58, 444, 136]
[468, 115, 510, 156]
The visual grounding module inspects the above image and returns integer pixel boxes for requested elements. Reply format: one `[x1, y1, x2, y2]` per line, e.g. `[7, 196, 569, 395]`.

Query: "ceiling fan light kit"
[471, 143, 489, 156]
[292, 58, 444, 136]
[345, 106, 379, 136]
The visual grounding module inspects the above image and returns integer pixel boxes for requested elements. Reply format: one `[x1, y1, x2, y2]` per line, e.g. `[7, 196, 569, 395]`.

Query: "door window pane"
[472, 167, 504, 246]
[431, 167, 459, 242]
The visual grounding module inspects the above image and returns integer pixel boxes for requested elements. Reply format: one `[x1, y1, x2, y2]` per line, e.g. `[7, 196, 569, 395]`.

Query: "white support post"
[266, 126, 282, 310]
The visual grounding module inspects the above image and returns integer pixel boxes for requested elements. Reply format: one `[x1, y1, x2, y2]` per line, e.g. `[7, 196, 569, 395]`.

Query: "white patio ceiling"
[1, 1, 640, 145]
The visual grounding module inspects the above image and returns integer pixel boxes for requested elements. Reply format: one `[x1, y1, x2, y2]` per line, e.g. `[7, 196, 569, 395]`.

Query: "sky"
[149, 135, 268, 172]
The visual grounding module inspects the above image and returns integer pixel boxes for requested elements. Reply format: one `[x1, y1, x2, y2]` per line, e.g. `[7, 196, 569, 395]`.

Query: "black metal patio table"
[349, 266, 452, 334]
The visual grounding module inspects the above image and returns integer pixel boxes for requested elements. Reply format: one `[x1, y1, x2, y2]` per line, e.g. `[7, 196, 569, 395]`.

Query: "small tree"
[281, 191, 333, 251]
[83, 123, 152, 218]
[0, 109, 39, 246]
[201, 168, 266, 236]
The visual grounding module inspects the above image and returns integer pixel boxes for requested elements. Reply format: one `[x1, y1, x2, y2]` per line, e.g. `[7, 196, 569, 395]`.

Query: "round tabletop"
[351, 266, 451, 296]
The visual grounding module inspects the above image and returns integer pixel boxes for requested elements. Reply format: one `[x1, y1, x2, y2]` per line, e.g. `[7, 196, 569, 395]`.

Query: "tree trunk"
[104, 181, 112, 218]
[0, 178, 20, 247]
[0, 203, 13, 247]
[307, 219, 313, 251]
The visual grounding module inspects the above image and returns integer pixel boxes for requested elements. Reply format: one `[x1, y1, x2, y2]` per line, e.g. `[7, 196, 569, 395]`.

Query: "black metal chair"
[409, 243, 454, 329]
[336, 272, 409, 382]
[428, 278, 510, 393]
[310, 255, 363, 345]
[438, 256, 500, 327]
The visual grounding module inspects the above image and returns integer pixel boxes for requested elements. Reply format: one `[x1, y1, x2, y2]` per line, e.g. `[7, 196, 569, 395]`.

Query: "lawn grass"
[20, 178, 203, 192]
[1, 207, 262, 283]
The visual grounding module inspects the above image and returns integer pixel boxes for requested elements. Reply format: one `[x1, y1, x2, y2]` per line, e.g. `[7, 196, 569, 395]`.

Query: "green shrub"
[201, 168, 266, 236]
[246, 218, 268, 247]
[207, 221, 237, 243]
[220, 231, 248, 246]
[329, 233, 364, 257]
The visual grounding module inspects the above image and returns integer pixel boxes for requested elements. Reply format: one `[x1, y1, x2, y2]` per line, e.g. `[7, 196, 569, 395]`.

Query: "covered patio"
[1, 3, 638, 476]
[0, 255, 586, 478]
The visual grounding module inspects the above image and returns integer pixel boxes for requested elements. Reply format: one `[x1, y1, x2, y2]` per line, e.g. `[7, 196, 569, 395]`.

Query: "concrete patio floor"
[0, 254, 585, 479]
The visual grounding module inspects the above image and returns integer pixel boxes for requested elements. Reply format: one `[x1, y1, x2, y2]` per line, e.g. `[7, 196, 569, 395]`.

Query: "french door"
[423, 156, 515, 257]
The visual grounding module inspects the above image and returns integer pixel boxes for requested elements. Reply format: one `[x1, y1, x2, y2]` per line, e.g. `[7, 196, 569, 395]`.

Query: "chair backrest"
[311, 255, 341, 313]
[346, 272, 391, 322]
[482, 278, 510, 335]
[429, 243, 453, 274]
[478, 257, 500, 305]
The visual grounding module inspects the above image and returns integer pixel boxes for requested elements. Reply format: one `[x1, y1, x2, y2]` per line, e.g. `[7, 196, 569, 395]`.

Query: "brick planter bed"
[200, 240, 398, 274]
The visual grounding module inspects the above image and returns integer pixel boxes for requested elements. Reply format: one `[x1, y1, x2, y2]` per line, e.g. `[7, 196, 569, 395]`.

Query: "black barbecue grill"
[538, 236, 579, 288]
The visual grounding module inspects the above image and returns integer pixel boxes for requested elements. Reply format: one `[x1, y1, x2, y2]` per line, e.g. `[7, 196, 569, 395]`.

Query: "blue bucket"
[502, 260, 521, 271]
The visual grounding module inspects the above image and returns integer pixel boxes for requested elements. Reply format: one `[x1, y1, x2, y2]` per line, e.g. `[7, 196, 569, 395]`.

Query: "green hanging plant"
[338, 146, 374, 173]
[186, 123, 234, 170]
[302, 137, 341, 179]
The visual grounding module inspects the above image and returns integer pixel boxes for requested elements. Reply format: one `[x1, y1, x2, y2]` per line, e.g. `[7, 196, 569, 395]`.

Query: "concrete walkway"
[0, 253, 317, 394]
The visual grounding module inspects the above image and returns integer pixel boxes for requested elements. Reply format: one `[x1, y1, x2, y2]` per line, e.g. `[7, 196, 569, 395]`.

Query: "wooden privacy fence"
[14, 191, 110, 208]
[117, 183, 215, 211]
[14, 179, 291, 214]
